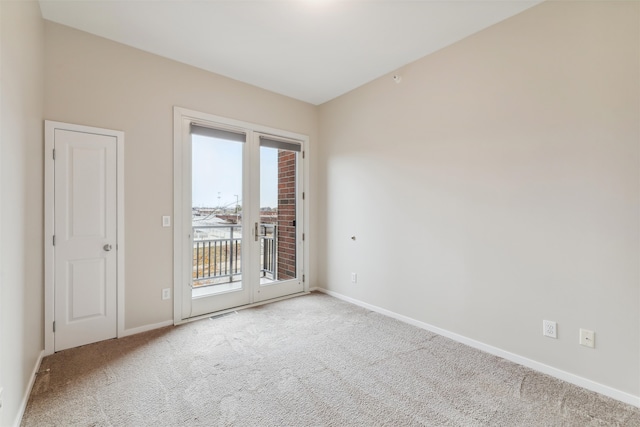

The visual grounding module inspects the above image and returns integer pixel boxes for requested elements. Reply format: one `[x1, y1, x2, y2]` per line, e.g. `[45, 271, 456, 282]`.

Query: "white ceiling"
[39, 0, 542, 105]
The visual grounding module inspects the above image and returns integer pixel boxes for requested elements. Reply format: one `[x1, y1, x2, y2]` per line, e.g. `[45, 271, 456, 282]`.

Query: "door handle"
[103, 244, 112, 252]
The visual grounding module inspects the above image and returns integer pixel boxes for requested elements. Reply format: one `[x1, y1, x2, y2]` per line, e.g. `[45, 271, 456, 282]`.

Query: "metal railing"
[192, 224, 276, 287]
[260, 224, 277, 280]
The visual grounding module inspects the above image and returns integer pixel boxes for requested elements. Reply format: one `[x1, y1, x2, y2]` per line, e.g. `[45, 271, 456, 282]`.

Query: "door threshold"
[177, 291, 310, 325]
[192, 282, 243, 298]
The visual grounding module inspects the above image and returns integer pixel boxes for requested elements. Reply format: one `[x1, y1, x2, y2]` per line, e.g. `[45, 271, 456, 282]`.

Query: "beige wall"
[44, 22, 319, 330]
[0, 1, 45, 425]
[2, 2, 637, 422]
[318, 1, 639, 396]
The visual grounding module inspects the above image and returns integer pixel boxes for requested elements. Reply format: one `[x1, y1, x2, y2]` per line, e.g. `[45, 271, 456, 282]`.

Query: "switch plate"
[543, 320, 557, 339]
[580, 329, 595, 348]
[162, 216, 171, 227]
[351, 273, 357, 283]
[162, 288, 171, 300]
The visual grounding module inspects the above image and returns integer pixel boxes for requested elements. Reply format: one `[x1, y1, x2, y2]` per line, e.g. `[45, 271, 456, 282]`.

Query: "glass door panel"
[189, 126, 251, 317]
[254, 135, 303, 302]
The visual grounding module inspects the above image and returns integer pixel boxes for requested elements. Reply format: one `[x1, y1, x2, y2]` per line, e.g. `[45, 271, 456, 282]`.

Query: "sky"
[192, 135, 278, 209]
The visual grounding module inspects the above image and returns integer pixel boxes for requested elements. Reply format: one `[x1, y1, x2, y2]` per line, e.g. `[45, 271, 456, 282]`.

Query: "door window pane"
[259, 143, 298, 283]
[192, 134, 243, 292]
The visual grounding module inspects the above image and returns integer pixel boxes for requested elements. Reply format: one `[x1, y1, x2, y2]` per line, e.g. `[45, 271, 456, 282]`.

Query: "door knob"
[103, 244, 112, 252]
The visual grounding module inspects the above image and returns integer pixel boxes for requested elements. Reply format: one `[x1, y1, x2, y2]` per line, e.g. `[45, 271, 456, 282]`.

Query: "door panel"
[68, 259, 107, 320]
[254, 137, 303, 303]
[69, 147, 107, 238]
[54, 129, 117, 351]
[187, 126, 251, 317]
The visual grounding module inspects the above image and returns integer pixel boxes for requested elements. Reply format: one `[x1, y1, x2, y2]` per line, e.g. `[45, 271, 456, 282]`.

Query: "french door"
[175, 109, 305, 321]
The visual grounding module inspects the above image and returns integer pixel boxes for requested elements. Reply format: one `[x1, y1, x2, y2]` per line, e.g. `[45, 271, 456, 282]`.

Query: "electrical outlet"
[543, 320, 557, 338]
[162, 216, 171, 227]
[580, 329, 595, 348]
[162, 288, 171, 300]
[351, 273, 357, 283]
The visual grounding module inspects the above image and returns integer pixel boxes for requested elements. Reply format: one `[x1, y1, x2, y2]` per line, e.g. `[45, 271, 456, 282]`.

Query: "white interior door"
[53, 128, 117, 351]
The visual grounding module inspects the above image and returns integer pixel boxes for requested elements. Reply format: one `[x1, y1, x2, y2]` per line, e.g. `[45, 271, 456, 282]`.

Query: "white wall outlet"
[162, 288, 171, 300]
[580, 328, 595, 348]
[162, 216, 171, 227]
[351, 273, 357, 283]
[543, 320, 557, 338]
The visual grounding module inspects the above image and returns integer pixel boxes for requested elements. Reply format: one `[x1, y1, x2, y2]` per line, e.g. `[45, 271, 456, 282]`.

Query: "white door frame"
[173, 106, 309, 324]
[44, 120, 125, 355]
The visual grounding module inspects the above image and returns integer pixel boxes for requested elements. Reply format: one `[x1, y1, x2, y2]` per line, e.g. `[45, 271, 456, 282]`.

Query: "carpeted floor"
[22, 292, 640, 426]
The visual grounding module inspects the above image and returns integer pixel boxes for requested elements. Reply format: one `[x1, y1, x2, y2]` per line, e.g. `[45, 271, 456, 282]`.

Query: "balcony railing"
[192, 224, 276, 287]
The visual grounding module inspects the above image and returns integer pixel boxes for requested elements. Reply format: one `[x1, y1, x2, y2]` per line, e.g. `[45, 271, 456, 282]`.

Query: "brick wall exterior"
[276, 150, 296, 280]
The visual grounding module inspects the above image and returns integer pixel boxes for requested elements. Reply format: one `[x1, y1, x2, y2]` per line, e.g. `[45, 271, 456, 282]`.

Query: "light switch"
[162, 216, 171, 227]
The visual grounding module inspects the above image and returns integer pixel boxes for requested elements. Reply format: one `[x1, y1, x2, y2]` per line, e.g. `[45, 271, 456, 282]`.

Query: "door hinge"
[303, 274, 305, 283]
[53, 321, 56, 332]
[302, 233, 305, 241]
[53, 149, 56, 160]
[302, 151, 305, 159]
[53, 235, 55, 246]
[302, 192, 305, 200]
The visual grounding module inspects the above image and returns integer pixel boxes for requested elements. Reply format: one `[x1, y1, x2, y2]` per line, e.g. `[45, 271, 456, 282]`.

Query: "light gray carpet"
[22, 293, 640, 426]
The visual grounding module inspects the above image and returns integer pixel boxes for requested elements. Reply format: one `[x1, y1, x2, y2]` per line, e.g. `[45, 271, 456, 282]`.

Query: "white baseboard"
[317, 288, 640, 408]
[14, 350, 44, 427]
[120, 319, 174, 338]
